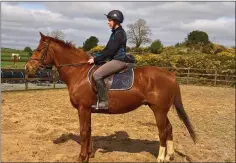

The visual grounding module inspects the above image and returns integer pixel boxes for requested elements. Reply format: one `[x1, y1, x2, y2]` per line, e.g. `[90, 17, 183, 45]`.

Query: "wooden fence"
[161, 67, 235, 86]
[1, 59, 235, 91]
[1, 68, 59, 90]
[1, 58, 29, 65]
[2, 66, 235, 89]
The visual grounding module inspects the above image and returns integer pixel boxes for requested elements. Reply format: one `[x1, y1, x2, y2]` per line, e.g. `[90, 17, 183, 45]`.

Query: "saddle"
[88, 63, 135, 91]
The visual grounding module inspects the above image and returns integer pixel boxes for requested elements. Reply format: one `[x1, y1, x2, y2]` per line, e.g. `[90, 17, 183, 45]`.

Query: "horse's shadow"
[53, 131, 159, 157]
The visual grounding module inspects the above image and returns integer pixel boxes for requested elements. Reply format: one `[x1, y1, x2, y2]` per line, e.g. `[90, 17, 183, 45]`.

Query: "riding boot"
[91, 79, 108, 109]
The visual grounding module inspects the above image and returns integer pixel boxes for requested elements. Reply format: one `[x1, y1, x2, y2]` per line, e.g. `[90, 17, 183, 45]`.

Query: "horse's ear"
[39, 32, 45, 38]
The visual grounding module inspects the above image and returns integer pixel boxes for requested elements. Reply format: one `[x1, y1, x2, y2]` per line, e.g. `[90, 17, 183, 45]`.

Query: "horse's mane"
[45, 35, 76, 49]
[45, 35, 90, 59]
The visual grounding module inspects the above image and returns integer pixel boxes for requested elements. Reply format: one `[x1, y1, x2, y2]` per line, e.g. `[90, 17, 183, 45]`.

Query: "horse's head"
[25, 32, 54, 75]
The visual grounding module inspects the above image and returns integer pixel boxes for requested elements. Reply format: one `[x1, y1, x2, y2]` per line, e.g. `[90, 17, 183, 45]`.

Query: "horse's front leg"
[78, 106, 91, 163]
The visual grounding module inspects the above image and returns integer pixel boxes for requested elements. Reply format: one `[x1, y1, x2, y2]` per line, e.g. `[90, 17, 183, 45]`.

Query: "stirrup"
[95, 99, 100, 110]
[91, 95, 108, 110]
[91, 90, 108, 110]
[92, 101, 108, 110]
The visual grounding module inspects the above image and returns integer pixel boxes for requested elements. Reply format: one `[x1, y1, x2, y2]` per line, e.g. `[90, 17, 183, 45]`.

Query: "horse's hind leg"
[88, 137, 94, 158]
[165, 118, 175, 161]
[150, 106, 174, 162]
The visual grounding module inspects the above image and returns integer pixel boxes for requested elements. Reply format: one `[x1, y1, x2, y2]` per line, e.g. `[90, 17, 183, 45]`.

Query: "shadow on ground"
[53, 130, 192, 162]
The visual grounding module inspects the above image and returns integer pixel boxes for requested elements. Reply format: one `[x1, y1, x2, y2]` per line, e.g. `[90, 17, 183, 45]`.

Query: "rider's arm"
[94, 31, 124, 64]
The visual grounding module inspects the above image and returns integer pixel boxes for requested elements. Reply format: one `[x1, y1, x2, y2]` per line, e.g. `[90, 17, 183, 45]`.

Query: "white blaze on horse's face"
[24, 63, 27, 71]
[25, 61, 35, 75]
[25, 50, 42, 75]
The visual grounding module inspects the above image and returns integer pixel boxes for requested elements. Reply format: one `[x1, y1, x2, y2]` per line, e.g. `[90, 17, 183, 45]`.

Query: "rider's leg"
[92, 60, 127, 109]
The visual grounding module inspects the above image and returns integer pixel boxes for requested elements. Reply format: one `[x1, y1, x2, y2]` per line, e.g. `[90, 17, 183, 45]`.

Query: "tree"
[47, 29, 65, 40]
[186, 30, 210, 46]
[83, 36, 99, 51]
[24, 46, 32, 53]
[127, 19, 152, 48]
[150, 39, 163, 54]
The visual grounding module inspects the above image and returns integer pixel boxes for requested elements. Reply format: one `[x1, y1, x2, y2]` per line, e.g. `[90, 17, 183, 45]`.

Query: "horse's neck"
[53, 47, 89, 67]
[52, 47, 90, 86]
[58, 65, 91, 88]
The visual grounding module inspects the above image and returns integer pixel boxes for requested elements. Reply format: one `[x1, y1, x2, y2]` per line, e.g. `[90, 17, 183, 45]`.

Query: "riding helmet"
[104, 10, 124, 23]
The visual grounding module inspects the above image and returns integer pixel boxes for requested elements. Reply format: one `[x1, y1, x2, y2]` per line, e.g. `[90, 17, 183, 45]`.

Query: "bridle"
[26, 40, 51, 68]
[26, 40, 89, 70]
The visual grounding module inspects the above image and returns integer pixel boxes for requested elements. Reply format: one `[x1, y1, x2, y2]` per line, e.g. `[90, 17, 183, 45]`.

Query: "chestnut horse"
[25, 32, 197, 162]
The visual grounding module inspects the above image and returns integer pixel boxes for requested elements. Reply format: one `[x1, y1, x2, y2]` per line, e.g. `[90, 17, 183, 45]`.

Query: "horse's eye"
[37, 49, 41, 52]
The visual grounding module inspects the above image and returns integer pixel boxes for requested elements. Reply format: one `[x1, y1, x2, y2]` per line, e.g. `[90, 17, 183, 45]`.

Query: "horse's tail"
[174, 82, 197, 143]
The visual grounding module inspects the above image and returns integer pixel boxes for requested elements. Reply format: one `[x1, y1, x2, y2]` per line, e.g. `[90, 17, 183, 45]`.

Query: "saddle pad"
[110, 68, 134, 90]
[87, 65, 134, 91]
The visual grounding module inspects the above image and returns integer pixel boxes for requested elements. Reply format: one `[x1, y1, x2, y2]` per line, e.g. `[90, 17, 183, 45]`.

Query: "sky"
[1, 1, 235, 50]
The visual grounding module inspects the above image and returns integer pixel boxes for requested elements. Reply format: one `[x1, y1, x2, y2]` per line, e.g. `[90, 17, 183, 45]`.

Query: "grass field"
[1, 85, 235, 162]
[1, 52, 30, 68]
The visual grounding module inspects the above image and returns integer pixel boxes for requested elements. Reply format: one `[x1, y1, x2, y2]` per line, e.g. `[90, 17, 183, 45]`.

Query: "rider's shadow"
[53, 131, 159, 157]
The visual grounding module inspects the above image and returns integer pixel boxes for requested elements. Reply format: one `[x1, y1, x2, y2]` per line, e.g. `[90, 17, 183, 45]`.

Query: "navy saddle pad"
[110, 68, 134, 90]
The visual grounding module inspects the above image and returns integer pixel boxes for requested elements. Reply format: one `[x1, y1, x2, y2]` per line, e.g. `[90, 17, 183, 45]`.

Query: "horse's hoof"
[164, 155, 170, 162]
[157, 157, 165, 162]
[165, 153, 174, 162]
[89, 152, 95, 158]
[78, 155, 89, 163]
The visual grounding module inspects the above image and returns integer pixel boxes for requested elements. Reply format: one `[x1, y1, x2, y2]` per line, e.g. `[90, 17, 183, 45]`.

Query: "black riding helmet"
[104, 10, 124, 23]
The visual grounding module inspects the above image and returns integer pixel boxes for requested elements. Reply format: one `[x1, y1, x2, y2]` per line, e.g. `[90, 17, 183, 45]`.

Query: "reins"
[57, 62, 90, 69]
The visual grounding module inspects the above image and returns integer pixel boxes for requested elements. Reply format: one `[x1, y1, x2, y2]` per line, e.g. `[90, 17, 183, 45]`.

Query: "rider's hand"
[88, 57, 94, 64]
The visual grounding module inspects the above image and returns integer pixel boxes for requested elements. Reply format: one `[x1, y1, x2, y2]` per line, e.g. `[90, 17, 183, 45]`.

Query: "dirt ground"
[1, 85, 235, 162]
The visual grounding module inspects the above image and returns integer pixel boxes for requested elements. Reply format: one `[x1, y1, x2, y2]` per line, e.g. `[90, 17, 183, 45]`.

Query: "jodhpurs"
[93, 60, 127, 80]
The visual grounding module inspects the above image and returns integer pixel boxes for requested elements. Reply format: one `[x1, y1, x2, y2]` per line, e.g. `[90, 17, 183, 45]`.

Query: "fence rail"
[1, 68, 58, 90]
[163, 67, 235, 86]
[1, 59, 29, 62]
[1, 58, 235, 91]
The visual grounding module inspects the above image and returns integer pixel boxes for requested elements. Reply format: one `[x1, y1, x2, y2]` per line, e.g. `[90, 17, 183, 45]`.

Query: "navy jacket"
[94, 26, 127, 64]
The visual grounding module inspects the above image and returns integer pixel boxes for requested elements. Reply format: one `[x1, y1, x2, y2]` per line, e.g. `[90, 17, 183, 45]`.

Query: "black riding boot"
[91, 79, 108, 109]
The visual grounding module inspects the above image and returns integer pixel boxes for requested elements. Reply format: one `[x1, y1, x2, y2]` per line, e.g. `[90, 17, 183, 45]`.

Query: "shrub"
[150, 39, 163, 54]
[213, 44, 227, 54]
[126, 46, 131, 52]
[133, 52, 234, 74]
[202, 43, 214, 54]
[90, 45, 105, 53]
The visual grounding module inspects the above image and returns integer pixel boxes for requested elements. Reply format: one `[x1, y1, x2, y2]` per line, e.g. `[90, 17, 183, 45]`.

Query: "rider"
[88, 10, 129, 110]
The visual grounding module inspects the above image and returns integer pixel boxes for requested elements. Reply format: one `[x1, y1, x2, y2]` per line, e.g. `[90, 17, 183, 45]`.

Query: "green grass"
[1, 48, 30, 68]
[1, 62, 26, 69]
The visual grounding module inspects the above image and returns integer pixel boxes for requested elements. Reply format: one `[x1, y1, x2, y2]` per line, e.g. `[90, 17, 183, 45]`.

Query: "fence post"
[187, 67, 190, 85]
[53, 70, 56, 89]
[52, 67, 56, 89]
[25, 72, 28, 90]
[214, 69, 217, 86]
[13, 56, 16, 66]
